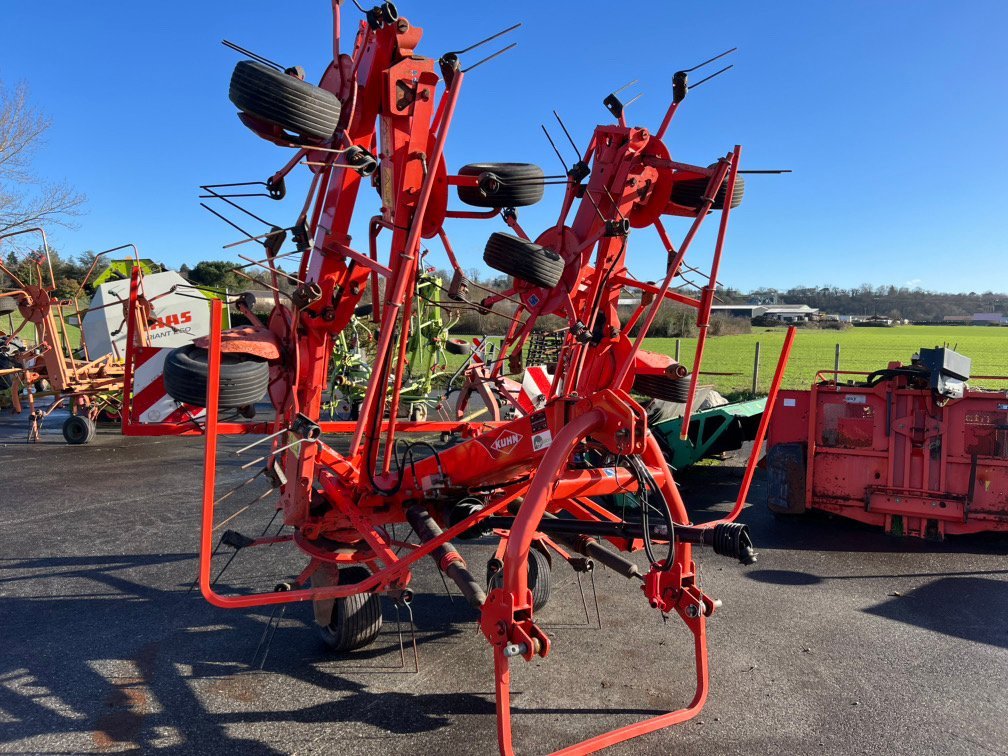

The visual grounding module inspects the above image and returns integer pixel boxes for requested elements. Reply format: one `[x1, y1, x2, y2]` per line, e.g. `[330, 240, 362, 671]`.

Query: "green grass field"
[7, 309, 1003, 399]
[3, 311, 82, 351]
[646, 325, 1008, 394]
[455, 325, 1008, 396]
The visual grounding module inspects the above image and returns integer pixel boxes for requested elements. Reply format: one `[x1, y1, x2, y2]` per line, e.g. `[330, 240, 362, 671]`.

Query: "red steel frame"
[768, 366, 1008, 538]
[190, 5, 793, 754]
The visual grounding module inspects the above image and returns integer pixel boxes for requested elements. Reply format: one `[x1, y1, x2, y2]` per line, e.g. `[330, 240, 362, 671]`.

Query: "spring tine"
[405, 601, 419, 673]
[223, 228, 291, 250]
[239, 438, 313, 471]
[612, 78, 638, 95]
[393, 527, 415, 556]
[590, 568, 602, 628]
[553, 111, 581, 161]
[575, 571, 591, 625]
[202, 188, 278, 228]
[681, 46, 737, 74]
[236, 252, 308, 286]
[251, 486, 278, 504]
[436, 566, 455, 605]
[688, 64, 733, 90]
[198, 192, 272, 200]
[601, 186, 627, 222]
[462, 43, 517, 73]
[267, 519, 286, 548]
[259, 509, 281, 538]
[234, 269, 284, 294]
[211, 549, 241, 587]
[221, 40, 284, 71]
[582, 188, 608, 224]
[216, 487, 277, 533]
[200, 203, 259, 242]
[623, 92, 644, 108]
[188, 540, 223, 593]
[394, 601, 406, 669]
[213, 504, 253, 533]
[541, 125, 569, 175]
[258, 605, 286, 669]
[234, 427, 289, 456]
[234, 248, 302, 271]
[447, 22, 521, 56]
[202, 181, 266, 189]
[214, 468, 267, 507]
[251, 605, 280, 666]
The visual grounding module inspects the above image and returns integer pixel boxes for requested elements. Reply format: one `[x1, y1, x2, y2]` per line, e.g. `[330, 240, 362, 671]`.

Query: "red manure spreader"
[172, 3, 792, 753]
[767, 347, 1008, 539]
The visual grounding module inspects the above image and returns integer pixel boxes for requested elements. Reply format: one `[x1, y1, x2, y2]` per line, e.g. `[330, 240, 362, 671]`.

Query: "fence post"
[675, 338, 681, 362]
[752, 341, 761, 394]
[834, 343, 841, 382]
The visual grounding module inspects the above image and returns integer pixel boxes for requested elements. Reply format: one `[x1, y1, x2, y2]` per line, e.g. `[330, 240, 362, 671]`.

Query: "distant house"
[972, 312, 1008, 325]
[942, 313, 1007, 325]
[711, 304, 819, 323]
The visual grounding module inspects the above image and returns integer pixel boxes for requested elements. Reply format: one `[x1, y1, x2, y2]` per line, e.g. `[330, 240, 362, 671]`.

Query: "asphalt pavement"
[0, 408, 1005, 755]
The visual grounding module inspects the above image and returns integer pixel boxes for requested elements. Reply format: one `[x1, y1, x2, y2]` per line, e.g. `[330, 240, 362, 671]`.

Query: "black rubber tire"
[229, 60, 342, 141]
[63, 415, 96, 445]
[0, 355, 15, 390]
[488, 547, 552, 611]
[317, 566, 383, 652]
[353, 303, 373, 318]
[633, 373, 692, 403]
[163, 344, 269, 409]
[0, 296, 19, 314]
[457, 163, 545, 208]
[671, 173, 745, 210]
[445, 337, 472, 356]
[484, 232, 564, 289]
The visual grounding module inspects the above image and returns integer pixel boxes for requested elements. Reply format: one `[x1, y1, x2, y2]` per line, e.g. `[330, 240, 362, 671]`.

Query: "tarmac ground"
[1, 407, 1006, 755]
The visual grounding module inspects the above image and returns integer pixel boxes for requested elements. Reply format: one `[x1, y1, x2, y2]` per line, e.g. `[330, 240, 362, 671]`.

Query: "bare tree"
[0, 81, 85, 236]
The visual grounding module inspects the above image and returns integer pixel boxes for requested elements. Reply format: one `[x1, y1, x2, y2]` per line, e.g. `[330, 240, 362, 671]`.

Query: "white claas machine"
[82, 270, 215, 359]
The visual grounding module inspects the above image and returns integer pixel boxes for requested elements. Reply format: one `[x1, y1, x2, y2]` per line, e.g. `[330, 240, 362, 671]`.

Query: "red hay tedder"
[767, 347, 1008, 539]
[165, 3, 793, 753]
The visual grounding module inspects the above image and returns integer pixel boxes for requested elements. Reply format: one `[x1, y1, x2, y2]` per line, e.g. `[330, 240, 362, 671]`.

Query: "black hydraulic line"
[406, 506, 487, 609]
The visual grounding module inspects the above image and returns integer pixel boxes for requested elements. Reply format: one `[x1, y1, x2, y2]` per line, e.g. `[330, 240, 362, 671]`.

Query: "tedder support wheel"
[0, 296, 19, 314]
[488, 547, 552, 611]
[671, 173, 745, 210]
[445, 337, 473, 356]
[457, 163, 545, 208]
[62, 415, 96, 445]
[229, 60, 342, 141]
[316, 566, 383, 652]
[0, 355, 16, 390]
[163, 344, 270, 409]
[633, 373, 693, 403]
[484, 232, 565, 289]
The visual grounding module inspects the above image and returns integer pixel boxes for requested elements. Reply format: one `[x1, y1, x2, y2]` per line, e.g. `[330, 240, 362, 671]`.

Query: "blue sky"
[1, 1, 1006, 293]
